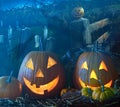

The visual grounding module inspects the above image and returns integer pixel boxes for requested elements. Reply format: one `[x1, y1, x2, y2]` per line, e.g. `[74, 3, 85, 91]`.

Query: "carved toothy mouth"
[79, 77, 112, 90]
[23, 76, 59, 95]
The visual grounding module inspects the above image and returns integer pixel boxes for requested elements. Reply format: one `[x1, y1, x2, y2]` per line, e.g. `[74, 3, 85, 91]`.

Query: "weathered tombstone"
[0, 34, 9, 76]
[20, 26, 31, 44]
[8, 25, 13, 50]
[34, 34, 40, 48]
[45, 37, 55, 51]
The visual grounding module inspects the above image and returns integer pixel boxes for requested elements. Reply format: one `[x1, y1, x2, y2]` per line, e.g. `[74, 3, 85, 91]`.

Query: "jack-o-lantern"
[74, 52, 118, 90]
[18, 51, 65, 98]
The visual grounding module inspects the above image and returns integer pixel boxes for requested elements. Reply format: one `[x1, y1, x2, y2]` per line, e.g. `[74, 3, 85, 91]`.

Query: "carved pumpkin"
[18, 51, 65, 98]
[0, 76, 22, 99]
[74, 52, 118, 90]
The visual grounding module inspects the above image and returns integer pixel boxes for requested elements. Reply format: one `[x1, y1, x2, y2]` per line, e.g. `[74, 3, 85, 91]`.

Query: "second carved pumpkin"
[18, 51, 65, 98]
[74, 51, 118, 90]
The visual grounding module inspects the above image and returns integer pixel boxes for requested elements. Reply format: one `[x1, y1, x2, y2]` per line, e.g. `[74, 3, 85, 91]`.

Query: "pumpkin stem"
[101, 85, 104, 92]
[88, 88, 92, 94]
[38, 25, 48, 51]
[99, 80, 104, 92]
[6, 70, 13, 83]
[93, 41, 98, 51]
[39, 36, 43, 51]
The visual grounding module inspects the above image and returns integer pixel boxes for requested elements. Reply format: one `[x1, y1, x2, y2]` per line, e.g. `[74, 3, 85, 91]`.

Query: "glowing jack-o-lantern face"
[74, 52, 118, 90]
[18, 51, 65, 98]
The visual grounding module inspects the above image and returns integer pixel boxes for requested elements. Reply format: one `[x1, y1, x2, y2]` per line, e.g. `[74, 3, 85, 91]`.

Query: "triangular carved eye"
[47, 57, 57, 69]
[26, 58, 34, 70]
[99, 61, 108, 71]
[81, 61, 88, 70]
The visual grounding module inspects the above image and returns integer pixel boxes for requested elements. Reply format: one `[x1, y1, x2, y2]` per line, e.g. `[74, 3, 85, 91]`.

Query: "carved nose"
[36, 69, 44, 77]
[90, 70, 98, 80]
